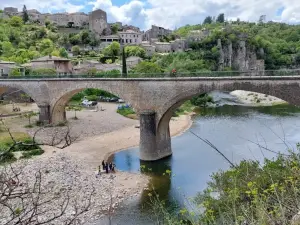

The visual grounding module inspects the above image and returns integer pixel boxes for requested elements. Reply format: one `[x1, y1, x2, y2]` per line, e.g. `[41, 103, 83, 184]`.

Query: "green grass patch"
[21, 149, 45, 159]
[117, 107, 137, 119]
[0, 132, 43, 164]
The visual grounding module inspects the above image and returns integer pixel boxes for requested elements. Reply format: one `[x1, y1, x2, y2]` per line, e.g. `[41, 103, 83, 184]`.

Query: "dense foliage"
[0, 16, 98, 64]
[195, 148, 300, 225]
[150, 146, 300, 225]
[173, 19, 300, 70]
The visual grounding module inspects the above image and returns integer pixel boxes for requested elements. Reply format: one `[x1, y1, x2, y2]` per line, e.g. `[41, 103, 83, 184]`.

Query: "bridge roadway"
[1, 75, 300, 161]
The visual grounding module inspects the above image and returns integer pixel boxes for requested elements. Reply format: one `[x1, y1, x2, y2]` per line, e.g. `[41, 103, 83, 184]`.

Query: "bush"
[86, 95, 98, 101]
[117, 106, 135, 118]
[87, 68, 97, 76]
[194, 149, 300, 225]
[0, 151, 16, 164]
[71, 92, 85, 102]
[191, 93, 214, 107]
[21, 149, 44, 159]
[31, 68, 57, 76]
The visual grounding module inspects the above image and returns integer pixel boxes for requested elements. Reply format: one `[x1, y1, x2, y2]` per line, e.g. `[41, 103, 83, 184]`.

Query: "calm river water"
[97, 92, 300, 225]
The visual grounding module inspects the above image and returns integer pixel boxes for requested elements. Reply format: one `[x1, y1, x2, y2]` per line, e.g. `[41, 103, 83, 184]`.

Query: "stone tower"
[89, 9, 108, 36]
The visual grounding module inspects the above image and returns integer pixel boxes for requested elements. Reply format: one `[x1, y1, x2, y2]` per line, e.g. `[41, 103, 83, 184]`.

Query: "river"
[97, 92, 300, 225]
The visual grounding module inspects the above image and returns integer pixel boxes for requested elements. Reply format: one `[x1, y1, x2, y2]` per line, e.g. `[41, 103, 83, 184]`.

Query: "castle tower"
[89, 9, 108, 36]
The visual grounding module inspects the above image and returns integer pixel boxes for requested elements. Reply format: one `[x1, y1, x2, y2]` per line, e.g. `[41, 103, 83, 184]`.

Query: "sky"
[1, 0, 300, 30]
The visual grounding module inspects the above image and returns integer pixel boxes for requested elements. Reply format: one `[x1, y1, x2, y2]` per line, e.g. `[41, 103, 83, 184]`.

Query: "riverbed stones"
[0, 152, 147, 224]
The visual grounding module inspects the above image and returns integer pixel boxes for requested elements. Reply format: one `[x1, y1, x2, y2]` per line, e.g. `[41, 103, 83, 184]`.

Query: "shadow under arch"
[50, 87, 129, 124]
[0, 85, 40, 104]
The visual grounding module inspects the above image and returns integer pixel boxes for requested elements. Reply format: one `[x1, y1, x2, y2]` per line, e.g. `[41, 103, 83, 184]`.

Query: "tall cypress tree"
[122, 47, 127, 78]
[22, 5, 29, 24]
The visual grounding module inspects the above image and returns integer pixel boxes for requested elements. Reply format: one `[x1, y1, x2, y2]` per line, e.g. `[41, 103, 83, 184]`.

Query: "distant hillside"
[175, 21, 300, 70]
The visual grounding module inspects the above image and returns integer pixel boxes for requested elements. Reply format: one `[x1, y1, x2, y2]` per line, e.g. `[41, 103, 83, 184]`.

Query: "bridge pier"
[139, 111, 172, 161]
[38, 104, 50, 124]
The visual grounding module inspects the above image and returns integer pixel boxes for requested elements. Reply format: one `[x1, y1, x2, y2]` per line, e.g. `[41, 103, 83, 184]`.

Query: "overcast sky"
[1, 0, 300, 30]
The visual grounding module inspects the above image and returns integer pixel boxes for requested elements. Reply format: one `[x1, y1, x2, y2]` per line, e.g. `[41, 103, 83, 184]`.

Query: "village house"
[119, 30, 143, 45]
[73, 60, 121, 74]
[24, 56, 73, 75]
[143, 25, 172, 42]
[0, 61, 24, 76]
[126, 56, 142, 68]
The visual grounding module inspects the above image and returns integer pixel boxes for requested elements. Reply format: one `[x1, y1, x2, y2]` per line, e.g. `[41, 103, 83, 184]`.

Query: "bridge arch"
[150, 81, 300, 161]
[0, 83, 49, 105]
[50, 83, 133, 124]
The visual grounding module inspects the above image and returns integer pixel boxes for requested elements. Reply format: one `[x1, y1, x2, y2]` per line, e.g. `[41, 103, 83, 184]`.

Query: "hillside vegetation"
[1, 13, 300, 73]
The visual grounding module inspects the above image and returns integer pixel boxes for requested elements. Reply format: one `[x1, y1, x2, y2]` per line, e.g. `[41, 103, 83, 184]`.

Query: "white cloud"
[89, 0, 300, 30]
[89, 0, 147, 28]
[0, 0, 85, 13]
[2, 0, 300, 30]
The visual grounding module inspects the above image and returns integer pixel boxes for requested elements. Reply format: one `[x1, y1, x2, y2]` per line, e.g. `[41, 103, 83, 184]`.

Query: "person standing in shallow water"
[105, 162, 109, 174]
[109, 162, 113, 171]
[102, 160, 105, 171]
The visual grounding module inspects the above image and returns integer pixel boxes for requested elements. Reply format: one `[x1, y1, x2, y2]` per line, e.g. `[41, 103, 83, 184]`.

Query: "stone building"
[119, 30, 143, 45]
[143, 25, 172, 41]
[73, 60, 121, 74]
[122, 24, 140, 32]
[126, 56, 142, 68]
[0, 61, 24, 76]
[154, 42, 172, 53]
[2, 7, 108, 34]
[186, 29, 210, 42]
[3, 7, 18, 14]
[89, 9, 108, 36]
[170, 39, 187, 52]
[25, 56, 73, 75]
[141, 43, 156, 56]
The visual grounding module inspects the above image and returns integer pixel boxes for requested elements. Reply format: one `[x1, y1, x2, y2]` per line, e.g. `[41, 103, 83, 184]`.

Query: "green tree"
[69, 34, 81, 45]
[122, 47, 127, 78]
[2, 41, 14, 57]
[102, 41, 120, 57]
[9, 16, 23, 27]
[59, 48, 68, 58]
[216, 13, 225, 23]
[71, 45, 80, 56]
[125, 46, 146, 58]
[39, 39, 54, 55]
[203, 16, 213, 24]
[131, 62, 163, 76]
[23, 112, 38, 127]
[111, 23, 119, 34]
[191, 93, 214, 108]
[80, 30, 90, 45]
[66, 106, 82, 120]
[22, 5, 29, 24]
[9, 68, 21, 76]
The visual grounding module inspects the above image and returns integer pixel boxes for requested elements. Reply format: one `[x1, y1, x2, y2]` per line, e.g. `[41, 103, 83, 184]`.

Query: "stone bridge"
[1, 76, 300, 161]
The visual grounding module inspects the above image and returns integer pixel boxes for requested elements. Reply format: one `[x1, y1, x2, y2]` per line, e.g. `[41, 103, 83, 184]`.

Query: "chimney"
[49, 55, 52, 59]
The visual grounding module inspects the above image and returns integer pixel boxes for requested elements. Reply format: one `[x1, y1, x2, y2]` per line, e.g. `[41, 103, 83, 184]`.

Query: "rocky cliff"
[217, 39, 265, 72]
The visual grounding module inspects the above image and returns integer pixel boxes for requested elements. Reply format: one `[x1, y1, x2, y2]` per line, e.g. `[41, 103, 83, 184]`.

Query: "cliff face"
[217, 39, 265, 72]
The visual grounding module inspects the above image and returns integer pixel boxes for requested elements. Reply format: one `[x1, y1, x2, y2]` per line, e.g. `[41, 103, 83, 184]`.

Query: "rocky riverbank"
[0, 152, 147, 224]
[1, 102, 193, 224]
[230, 90, 287, 106]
